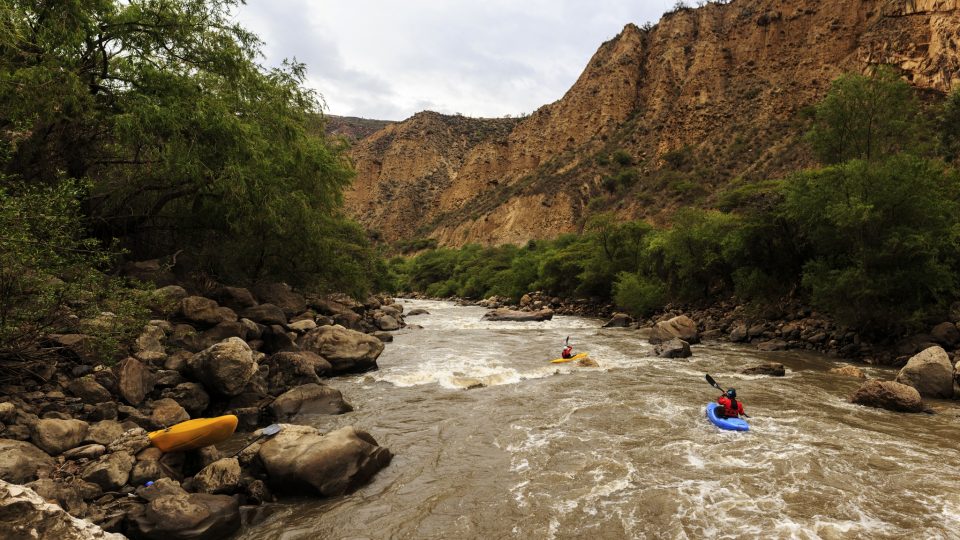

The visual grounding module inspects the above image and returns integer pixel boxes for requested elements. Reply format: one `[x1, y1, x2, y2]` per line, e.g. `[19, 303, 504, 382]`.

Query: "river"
[235, 299, 960, 539]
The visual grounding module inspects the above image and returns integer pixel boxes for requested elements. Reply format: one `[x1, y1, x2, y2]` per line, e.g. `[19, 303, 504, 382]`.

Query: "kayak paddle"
[704, 374, 750, 418]
[231, 423, 282, 457]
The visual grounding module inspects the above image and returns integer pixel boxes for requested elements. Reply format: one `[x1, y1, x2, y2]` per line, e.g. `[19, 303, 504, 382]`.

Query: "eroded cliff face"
[344, 0, 960, 248]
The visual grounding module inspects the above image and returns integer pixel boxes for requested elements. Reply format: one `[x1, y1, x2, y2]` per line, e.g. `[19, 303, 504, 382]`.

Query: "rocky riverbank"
[0, 274, 402, 539]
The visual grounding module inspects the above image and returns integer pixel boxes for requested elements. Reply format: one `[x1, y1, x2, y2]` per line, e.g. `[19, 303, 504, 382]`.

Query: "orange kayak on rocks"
[148, 415, 238, 453]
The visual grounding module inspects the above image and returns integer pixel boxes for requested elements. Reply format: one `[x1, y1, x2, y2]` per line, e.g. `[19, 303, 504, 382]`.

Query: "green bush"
[0, 181, 149, 371]
[613, 273, 666, 317]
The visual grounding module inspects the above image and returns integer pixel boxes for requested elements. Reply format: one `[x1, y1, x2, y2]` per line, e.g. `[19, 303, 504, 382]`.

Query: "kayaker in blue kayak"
[561, 336, 574, 359]
[716, 388, 748, 419]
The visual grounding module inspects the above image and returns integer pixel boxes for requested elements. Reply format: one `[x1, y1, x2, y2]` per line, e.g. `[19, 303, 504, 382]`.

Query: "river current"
[235, 299, 960, 540]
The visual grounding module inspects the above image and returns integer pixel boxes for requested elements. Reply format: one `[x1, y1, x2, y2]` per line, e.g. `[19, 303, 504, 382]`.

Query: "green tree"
[806, 67, 922, 164]
[783, 156, 960, 330]
[0, 0, 364, 291]
[939, 86, 960, 163]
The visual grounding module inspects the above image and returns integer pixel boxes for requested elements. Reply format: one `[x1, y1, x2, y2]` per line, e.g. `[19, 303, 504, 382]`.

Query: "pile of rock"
[0, 278, 399, 538]
[851, 345, 957, 413]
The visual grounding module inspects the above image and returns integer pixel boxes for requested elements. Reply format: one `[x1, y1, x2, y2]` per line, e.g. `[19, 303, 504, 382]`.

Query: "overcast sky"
[234, 1, 678, 121]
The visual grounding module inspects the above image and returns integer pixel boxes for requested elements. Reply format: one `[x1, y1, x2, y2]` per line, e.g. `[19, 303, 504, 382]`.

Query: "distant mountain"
[343, 0, 960, 248]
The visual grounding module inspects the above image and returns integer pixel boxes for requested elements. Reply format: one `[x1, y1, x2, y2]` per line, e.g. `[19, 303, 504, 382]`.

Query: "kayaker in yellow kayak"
[561, 336, 574, 359]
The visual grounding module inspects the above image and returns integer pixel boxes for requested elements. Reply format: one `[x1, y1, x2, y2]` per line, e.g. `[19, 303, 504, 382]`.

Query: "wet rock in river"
[829, 365, 866, 379]
[258, 425, 392, 497]
[895, 346, 954, 399]
[649, 315, 699, 345]
[654, 338, 692, 359]
[298, 325, 384, 374]
[482, 308, 554, 322]
[268, 383, 353, 422]
[851, 380, 924, 413]
[741, 362, 786, 376]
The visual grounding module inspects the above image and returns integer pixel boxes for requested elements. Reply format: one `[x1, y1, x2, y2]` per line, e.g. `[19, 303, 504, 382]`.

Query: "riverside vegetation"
[390, 68, 960, 340]
[0, 1, 394, 538]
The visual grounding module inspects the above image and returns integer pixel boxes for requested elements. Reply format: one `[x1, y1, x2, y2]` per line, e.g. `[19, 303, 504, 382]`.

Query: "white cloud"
[234, 0, 677, 120]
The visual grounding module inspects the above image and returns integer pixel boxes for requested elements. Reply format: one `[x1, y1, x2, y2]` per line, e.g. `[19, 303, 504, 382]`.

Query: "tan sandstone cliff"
[343, 0, 960, 248]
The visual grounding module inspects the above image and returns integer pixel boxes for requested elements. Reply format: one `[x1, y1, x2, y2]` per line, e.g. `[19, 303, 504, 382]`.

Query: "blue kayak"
[706, 403, 749, 432]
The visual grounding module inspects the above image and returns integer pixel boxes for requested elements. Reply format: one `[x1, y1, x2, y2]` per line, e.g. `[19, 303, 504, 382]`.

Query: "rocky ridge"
[344, 0, 960, 247]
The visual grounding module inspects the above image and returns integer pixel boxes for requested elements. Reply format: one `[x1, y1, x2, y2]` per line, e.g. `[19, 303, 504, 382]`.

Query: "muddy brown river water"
[234, 299, 960, 539]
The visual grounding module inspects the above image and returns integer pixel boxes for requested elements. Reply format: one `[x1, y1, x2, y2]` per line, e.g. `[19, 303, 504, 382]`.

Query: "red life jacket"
[717, 396, 744, 418]
[561, 346, 573, 359]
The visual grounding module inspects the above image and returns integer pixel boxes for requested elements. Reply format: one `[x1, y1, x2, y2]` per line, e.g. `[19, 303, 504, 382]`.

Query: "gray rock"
[481, 308, 554, 322]
[375, 315, 400, 331]
[151, 398, 190, 428]
[258, 425, 391, 496]
[406, 308, 429, 316]
[0, 480, 124, 539]
[107, 428, 151, 455]
[251, 283, 306, 317]
[741, 363, 786, 376]
[63, 444, 107, 461]
[211, 286, 258, 311]
[269, 384, 353, 421]
[85, 420, 125, 446]
[262, 351, 331, 395]
[930, 322, 960, 348]
[183, 321, 248, 353]
[895, 346, 954, 399]
[179, 296, 237, 326]
[298, 325, 384, 374]
[128, 491, 240, 540]
[189, 337, 257, 397]
[81, 451, 136, 491]
[67, 377, 112, 404]
[0, 439, 55, 483]
[32, 418, 89, 455]
[654, 338, 692, 358]
[240, 304, 288, 326]
[134, 324, 167, 363]
[757, 339, 788, 352]
[117, 357, 155, 406]
[650, 315, 700, 345]
[851, 380, 923, 413]
[192, 457, 241, 495]
[602, 313, 633, 328]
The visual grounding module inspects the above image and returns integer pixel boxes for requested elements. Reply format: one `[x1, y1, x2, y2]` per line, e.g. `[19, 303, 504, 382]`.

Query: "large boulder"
[239, 304, 288, 326]
[0, 440, 55, 484]
[895, 346, 954, 399]
[374, 315, 400, 331]
[262, 351, 331, 395]
[67, 377, 112, 404]
[851, 380, 924, 413]
[134, 324, 167, 363]
[150, 398, 190, 428]
[189, 337, 257, 397]
[649, 315, 700, 345]
[127, 484, 240, 540]
[0, 480, 124, 540]
[930, 322, 960, 348]
[210, 286, 258, 312]
[258, 425, 391, 496]
[268, 384, 353, 422]
[481, 308, 553, 322]
[191, 457, 241, 495]
[298, 325, 384, 374]
[32, 418, 89, 456]
[182, 321, 247, 353]
[741, 363, 786, 377]
[117, 357, 155, 406]
[81, 451, 135, 491]
[654, 339, 691, 359]
[251, 283, 306, 317]
[602, 313, 633, 328]
[179, 296, 237, 326]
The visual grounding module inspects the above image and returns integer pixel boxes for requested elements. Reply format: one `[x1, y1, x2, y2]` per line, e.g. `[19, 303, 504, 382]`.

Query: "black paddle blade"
[261, 424, 282, 437]
[705, 374, 724, 391]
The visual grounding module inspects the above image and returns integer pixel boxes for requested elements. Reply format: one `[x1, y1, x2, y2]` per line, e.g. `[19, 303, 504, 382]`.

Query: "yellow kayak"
[550, 352, 589, 364]
[148, 415, 238, 453]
